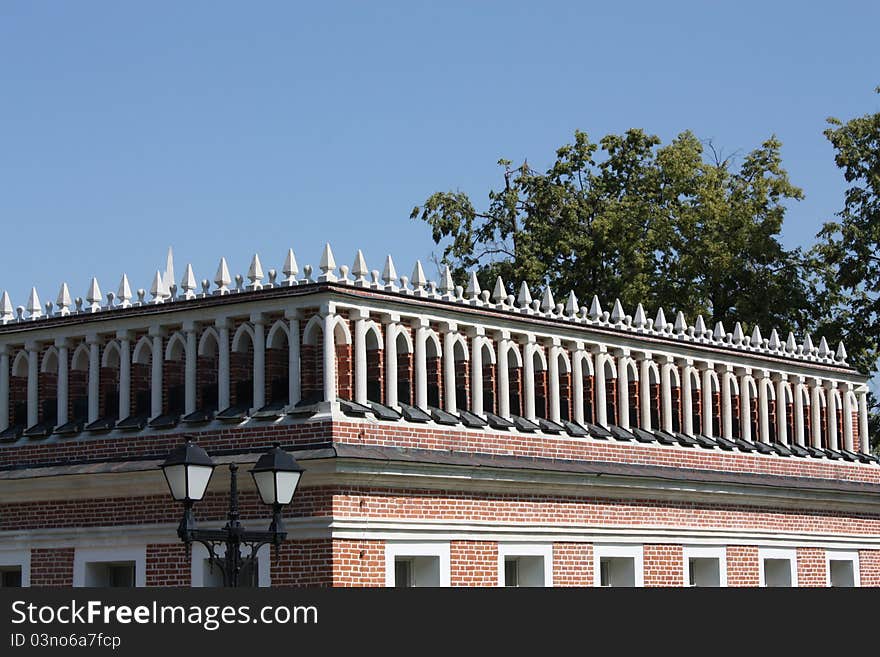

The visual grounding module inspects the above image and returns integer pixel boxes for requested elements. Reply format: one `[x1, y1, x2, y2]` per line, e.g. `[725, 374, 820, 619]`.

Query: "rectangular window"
[826, 551, 860, 587]
[84, 561, 135, 587]
[74, 547, 145, 588]
[759, 549, 797, 587]
[594, 545, 643, 587]
[0, 551, 29, 587]
[0, 566, 23, 588]
[683, 547, 727, 587]
[385, 543, 450, 587]
[498, 544, 552, 587]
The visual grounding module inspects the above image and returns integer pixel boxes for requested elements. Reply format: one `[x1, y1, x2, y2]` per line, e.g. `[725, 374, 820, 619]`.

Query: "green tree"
[412, 129, 809, 334]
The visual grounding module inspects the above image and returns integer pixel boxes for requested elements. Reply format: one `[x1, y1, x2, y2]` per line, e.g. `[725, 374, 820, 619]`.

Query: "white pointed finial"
[318, 243, 337, 282]
[540, 287, 555, 313]
[802, 333, 815, 355]
[654, 307, 667, 331]
[588, 295, 602, 321]
[0, 291, 13, 323]
[247, 254, 264, 290]
[768, 329, 781, 351]
[517, 282, 532, 311]
[56, 283, 72, 315]
[732, 322, 744, 345]
[26, 287, 42, 318]
[438, 264, 454, 299]
[162, 246, 175, 298]
[492, 277, 507, 304]
[381, 255, 399, 292]
[466, 271, 481, 301]
[150, 271, 166, 303]
[181, 264, 197, 299]
[565, 291, 579, 317]
[412, 261, 427, 296]
[214, 257, 231, 294]
[673, 311, 686, 335]
[817, 336, 831, 358]
[694, 315, 707, 337]
[750, 325, 763, 347]
[633, 303, 646, 329]
[352, 250, 369, 287]
[836, 341, 847, 362]
[610, 299, 625, 324]
[785, 332, 797, 353]
[282, 249, 299, 285]
[86, 277, 102, 312]
[117, 275, 132, 308]
[713, 321, 726, 341]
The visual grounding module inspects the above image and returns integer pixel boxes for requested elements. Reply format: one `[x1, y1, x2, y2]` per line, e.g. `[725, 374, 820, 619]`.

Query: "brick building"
[0, 244, 878, 587]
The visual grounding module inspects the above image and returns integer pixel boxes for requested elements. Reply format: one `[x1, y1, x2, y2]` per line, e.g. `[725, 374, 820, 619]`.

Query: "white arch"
[622, 357, 638, 381]
[231, 323, 255, 353]
[165, 331, 187, 361]
[198, 327, 220, 358]
[266, 319, 290, 350]
[573, 350, 593, 377]
[364, 320, 383, 351]
[799, 383, 810, 406]
[41, 346, 59, 374]
[11, 350, 29, 377]
[687, 367, 701, 390]
[762, 377, 776, 401]
[331, 316, 352, 345]
[394, 326, 414, 354]
[600, 353, 617, 379]
[643, 359, 660, 385]
[669, 364, 681, 388]
[102, 340, 122, 368]
[830, 387, 842, 410]
[704, 369, 720, 392]
[744, 376, 757, 399]
[449, 333, 469, 361]
[530, 345, 547, 371]
[555, 348, 571, 374]
[479, 338, 497, 366]
[782, 381, 794, 404]
[424, 329, 442, 358]
[302, 315, 323, 346]
[71, 343, 90, 371]
[505, 342, 523, 369]
[727, 370, 740, 396]
[132, 335, 153, 365]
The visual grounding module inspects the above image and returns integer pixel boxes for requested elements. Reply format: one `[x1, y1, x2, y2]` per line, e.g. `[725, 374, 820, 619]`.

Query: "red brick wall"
[332, 540, 384, 587]
[30, 548, 74, 587]
[644, 544, 683, 587]
[553, 543, 592, 586]
[450, 541, 497, 586]
[726, 546, 759, 586]
[859, 550, 880, 587]
[797, 547, 826, 587]
[271, 539, 333, 587]
[145, 543, 190, 586]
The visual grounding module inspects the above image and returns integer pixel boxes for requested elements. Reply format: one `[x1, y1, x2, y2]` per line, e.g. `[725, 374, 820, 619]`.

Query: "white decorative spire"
[817, 336, 831, 359]
[26, 287, 41, 318]
[318, 243, 337, 282]
[214, 257, 232, 294]
[768, 329, 781, 351]
[181, 264, 197, 299]
[282, 249, 299, 286]
[694, 315, 707, 337]
[802, 333, 815, 355]
[610, 299, 625, 324]
[632, 303, 646, 329]
[412, 261, 427, 296]
[673, 311, 686, 335]
[0, 291, 13, 323]
[352, 250, 369, 287]
[750, 325, 763, 348]
[711, 321, 725, 342]
[785, 332, 797, 353]
[732, 322, 744, 345]
[654, 307, 667, 331]
[56, 283, 72, 315]
[150, 271, 166, 303]
[517, 282, 532, 311]
[162, 246, 175, 298]
[117, 275, 132, 308]
[382, 255, 399, 292]
[492, 277, 507, 304]
[465, 271, 480, 302]
[86, 277, 102, 312]
[588, 295, 602, 321]
[836, 341, 847, 362]
[247, 254, 264, 290]
[565, 291, 579, 317]
[540, 286, 555, 313]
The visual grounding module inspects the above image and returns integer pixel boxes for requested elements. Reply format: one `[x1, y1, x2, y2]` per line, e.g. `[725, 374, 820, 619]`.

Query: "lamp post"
[161, 438, 304, 587]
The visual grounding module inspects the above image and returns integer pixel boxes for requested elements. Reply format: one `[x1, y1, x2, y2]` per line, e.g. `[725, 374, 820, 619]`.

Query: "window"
[759, 549, 797, 587]
[497, 544, 553, 587]
[385, 542, 450, 587]
[594, 545, 643, 587]
[826, 551, 860, 587]
[683, 547, 727, 587]
[0, 566, 23, 588]
[74, 547, 145, 587]
[0, 551, 29, 587]
[191, 544, 270, 587]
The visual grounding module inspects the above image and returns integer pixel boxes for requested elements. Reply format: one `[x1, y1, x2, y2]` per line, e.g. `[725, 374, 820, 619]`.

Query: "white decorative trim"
[497, 543, 553, 587]
[73, 545, 146, 587]
[0, 548, 30, 587]
[384, 541, 450, 587]
[593, 544, 644, 587]
[825, 549, 860, 587]
[682, 545, 727, 587]
[758, 547, 798, 587]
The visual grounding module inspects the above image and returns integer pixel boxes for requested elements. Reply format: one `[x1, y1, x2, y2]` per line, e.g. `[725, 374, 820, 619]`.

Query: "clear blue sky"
[1, 1, 878, 313]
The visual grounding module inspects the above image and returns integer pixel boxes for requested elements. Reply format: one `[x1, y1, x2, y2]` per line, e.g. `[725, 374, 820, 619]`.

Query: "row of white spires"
[0, 243, 850, 368]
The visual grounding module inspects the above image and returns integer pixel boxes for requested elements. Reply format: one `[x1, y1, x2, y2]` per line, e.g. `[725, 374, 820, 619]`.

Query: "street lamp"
[161, 438, 304, 587]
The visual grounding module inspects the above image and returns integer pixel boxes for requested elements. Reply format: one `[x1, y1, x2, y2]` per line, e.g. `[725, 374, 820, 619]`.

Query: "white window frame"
[593, 544, 644, 587]
[0, 549, 30, 587]
[497, 543, 553, 587]
[825, 550, 860, 587]
[758, 548, 798, 588]
[191, 543, 271, 587]
[384, 542, 450, 587]
[682, 546, 727, 587]
[73, 546, 146, 588]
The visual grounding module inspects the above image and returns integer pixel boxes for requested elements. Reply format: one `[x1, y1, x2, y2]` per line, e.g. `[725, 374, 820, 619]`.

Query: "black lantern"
[161, 438, 216, 502]
[251, 442, 304, 506]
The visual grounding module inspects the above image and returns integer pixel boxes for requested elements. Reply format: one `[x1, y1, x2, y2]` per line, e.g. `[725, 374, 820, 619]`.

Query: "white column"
[858, 389, 870, 454]
[149, 328, 163, 419]
[594, 351, 607, 427]
[826, 383, 839, 450]
[0, 347, 8, 430]
[757, 373, 769, 443]
[841, 383, 854, 452]
[739, 373, 751, 442]
[660, 359, 673, 433]
[413, 320, 428, 410]
[793, 378, 805, 446]
[184, 322, 197, 415]
[352, 310, 367, 405]
[322, 311, 336, 402]
[617, 356, 630, 430]
[252, 313, 266, 410]
[497, 336, 511, 419]
[386, 320, 400, 408]
[26, 342, 38, 427]
[721, 368, 733, 440]
[775, 376, 788, 445]
[522, 339, 536, 421]
[216, 319, 230, 411]
[87, 335, 100, 423]
[286, 310, 302, 407]
[681, 365, 693, 436]
[54, 339, 69, 426]
[117, 331, 131, 419]
[811, 381, 822, 448]
[547, 342, 561, 423]
[571, 347, 584, 425]
[638, 358, 651, 430]
[443, 330, 457, 413]
[700, 367, 713, 437]
[470, 333, 484, 416]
